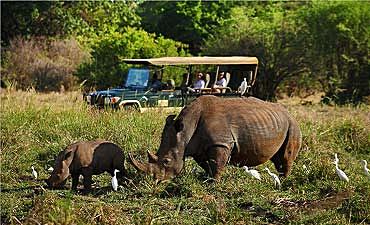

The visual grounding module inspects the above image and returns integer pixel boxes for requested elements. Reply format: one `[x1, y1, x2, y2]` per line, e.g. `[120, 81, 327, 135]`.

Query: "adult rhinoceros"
[129, 96, 301, 181]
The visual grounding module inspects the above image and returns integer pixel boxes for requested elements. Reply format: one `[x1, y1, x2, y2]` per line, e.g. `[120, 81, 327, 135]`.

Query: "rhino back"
[186, 96, 292, 165]
[228, 106, 290, 165]
[72, 141, 103, 170]
[89, 142, 125, 175]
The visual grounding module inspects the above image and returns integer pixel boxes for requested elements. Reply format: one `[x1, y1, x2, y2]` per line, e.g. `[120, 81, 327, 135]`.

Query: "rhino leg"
[271, 148, 285, 176]
[81, 167, 93, 191]
[281, 135, 301, 177]
[117, 170, 127, 181]
[71, 173, 79, 190]
[207, 146, 230, 180]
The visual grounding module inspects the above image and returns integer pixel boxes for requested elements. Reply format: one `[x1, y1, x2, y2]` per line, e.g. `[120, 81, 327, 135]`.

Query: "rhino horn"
[147, 150, 158, 163]
[129, 153, 150, 173]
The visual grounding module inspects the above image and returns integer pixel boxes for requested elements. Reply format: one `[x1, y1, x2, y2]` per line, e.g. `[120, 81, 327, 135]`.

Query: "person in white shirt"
[193, 72, 205, 89]
[213, 72, 227, 93]
[188, 72, 205, 93]
[214, 72, 226, 87]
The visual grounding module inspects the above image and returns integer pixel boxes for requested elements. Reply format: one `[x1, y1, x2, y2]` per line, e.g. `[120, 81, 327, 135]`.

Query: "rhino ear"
[166, 115, 177, 124]
[64, 151, 73, 160]
[174, 118, 184, 133]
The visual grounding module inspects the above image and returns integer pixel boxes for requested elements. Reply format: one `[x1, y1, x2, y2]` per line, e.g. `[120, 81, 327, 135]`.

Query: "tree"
[1, 1, 141, 47]
[1, 2, 65, 46]
[76, 27, 187, 90]
[203, 2, 308, 100]
[138, 1, 239, 54]
[299, 1, 370, 103]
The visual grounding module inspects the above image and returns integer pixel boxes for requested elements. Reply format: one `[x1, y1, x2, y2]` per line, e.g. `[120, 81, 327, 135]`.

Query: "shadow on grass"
[158, 182, 193, 198]
[272, 190, 353, 211]
[1, 185, 42, 193]
[237, 190, 355, 224]
[238, 201, 286, 224]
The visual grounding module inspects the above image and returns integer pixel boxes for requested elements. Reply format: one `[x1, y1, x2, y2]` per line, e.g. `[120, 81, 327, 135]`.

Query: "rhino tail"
[282, 118, 302, 176]
[287, 117, 302, 157]
[270, 117, 302, 177]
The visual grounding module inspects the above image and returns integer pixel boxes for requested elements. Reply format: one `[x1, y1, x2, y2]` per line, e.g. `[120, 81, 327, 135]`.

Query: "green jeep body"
[84, 56, 258, 111]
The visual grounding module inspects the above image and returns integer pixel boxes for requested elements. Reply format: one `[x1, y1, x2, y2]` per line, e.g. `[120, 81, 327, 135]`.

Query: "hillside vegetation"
[2, 1, 369, 102]
[1, 90, 369, 224]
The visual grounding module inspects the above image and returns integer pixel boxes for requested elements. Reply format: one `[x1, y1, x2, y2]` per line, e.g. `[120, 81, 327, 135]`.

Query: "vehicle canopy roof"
[123, 56, 258, 66]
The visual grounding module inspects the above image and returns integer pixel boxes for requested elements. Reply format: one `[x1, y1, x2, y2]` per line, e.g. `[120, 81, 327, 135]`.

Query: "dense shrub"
[2, 37, 90, 91]
[76, 27, 188, 90]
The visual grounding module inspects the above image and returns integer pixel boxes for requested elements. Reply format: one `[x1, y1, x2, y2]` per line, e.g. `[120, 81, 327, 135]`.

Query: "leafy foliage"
[202, 1, 369, 102]
[0, 1, 140, 46]
[1, 2, 64, 46]
[76, 27, 187, 90]
[1, 1, 369, 102]
[139, 1, 239, 54]
[61, 1, 141, 47]
[299, 1, 370, 104]
[203, 2, 308, 100]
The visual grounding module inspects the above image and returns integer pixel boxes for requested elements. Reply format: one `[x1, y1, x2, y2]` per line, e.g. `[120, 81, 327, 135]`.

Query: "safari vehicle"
[84, 56, 258, 111]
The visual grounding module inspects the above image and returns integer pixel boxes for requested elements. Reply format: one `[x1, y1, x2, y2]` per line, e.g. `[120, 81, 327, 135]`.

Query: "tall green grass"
[1, 90, 369, 224]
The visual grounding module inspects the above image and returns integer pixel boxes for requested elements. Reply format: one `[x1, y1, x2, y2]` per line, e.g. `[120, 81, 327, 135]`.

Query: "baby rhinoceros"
[46, 140, 127, 191]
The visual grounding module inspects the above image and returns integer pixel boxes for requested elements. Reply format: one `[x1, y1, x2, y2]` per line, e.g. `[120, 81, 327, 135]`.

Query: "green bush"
[76, 27, 188, 90]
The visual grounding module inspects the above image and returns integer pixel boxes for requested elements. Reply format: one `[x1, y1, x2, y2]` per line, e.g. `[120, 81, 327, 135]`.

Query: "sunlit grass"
[1, 90, 369, 224]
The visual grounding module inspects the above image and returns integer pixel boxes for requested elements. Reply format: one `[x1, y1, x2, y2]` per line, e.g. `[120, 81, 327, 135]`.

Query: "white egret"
[333, 154, 349, 182]
[239, 78, 248, 96]
[111, 169, 119, 191]
[264, 167, 281, 189]
[31, 166, 38, 180]
[334, 153, 339, 165]
[360, 160, 370, 178]
[242, 166, 261, 180]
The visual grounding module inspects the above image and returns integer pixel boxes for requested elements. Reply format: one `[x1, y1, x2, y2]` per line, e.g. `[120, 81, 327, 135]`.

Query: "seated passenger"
[213, 72, 227, 93]
[193, 72, 205, 89]
[188, 72, 205, 92]
[151, 73, 162, 91]
[214, 72, 226, 87]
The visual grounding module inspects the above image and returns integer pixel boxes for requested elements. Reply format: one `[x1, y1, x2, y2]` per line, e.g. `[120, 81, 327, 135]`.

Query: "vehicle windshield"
[125, 68, 149, 88]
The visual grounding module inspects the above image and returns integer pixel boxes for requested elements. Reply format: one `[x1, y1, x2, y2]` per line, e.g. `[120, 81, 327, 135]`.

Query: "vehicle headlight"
[111, 97, 121, 104]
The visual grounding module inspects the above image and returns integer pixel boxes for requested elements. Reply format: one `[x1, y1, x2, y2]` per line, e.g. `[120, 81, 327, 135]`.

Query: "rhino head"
[46, 150, 73, 188]
[130, 115, 186, 181]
